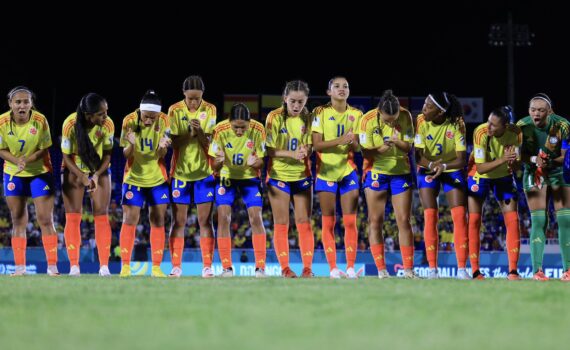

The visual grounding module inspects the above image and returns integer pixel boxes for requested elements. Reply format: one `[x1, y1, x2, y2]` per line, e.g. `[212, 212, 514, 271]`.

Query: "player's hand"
[247, 153, 259, 166]
[427, 163, 444, 180]
[126, 127, 136, 145]
[159, 135, 171, 149]
[215, 150, 225, 164]
[338, 129, 353, 145]
[15, 156, 26, 174]
[378, 144, 392, 153]
[87, 173, 99, 193]
[294, 147, 308, 160]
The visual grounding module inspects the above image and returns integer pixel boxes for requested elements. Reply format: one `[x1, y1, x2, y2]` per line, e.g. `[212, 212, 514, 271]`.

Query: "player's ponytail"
[76, 93, 105, 173]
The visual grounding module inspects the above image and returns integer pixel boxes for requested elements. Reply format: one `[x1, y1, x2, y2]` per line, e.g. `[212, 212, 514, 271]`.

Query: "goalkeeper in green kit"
[517, 93, 570, 281]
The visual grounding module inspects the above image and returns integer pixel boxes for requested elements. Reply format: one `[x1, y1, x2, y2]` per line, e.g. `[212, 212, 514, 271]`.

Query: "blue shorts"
[315, 170, 359, 195]
[3, 173, 54, 198]
[121, 182, 171, 207]
[363, 172, 412, 196]
[171, 175, 215, 205]
[215, 178, 263, 208]
[468, 175, 517, 201]
[417, 168, 466, 194]
[267, 177, 312, 195]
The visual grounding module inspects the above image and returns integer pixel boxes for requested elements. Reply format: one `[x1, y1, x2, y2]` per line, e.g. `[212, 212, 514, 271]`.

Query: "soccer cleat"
[169, 266, 182, 278]
[281, 267, 297, 278]
[151, 266, 167, 278]
[119, 264, 131, 277]
[456, 268, 471, 280]
[47, 265, 60, 276]
[202, 266, 214, 278]
[560, 269, 570, 282]
[329, 268, 345, 279]
[472, 270, 485, 280]
[403, 268, 421, 279]
[301, 267, 314, 278]
[11, 265, 26, 276]
[377, 269, 390, 279]
[69, 265, 81, 277]
[220, 267, 234, 277]
[255, 267, 266, 278]
[346, 267, 358, 279]
[98, 265, 111, 277]
[427, 268, 439, 279]
[507, 270, 522, 281]
[532, 270, 549, 281]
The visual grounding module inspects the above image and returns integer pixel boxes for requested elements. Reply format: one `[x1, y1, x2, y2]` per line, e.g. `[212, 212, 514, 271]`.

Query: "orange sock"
[370, 243, 386, 271]
[252, 233, 266, 269]
[401, 245, 414, 269]
[94, 215, 111, 267]
[424, 208, 439, 268]
[171, 237, 185, 268]
[322, 215, 337, 270]
[297, 222, 314, 269]
[468, 213, 482, 271]
[42, 234, 58, 265]
[64, 213, 82, 266]
[217, 236, 232, 269]
[451, 206, 468, 268]
[343, 214, 358, 269]
[504, 211, 520, 272]
[273, 224, 289, 269]
[150, 226, 165, 267]
[200, 236, 214, 267]
[119, 224, 136, 265]
[12, 236, 27, 266]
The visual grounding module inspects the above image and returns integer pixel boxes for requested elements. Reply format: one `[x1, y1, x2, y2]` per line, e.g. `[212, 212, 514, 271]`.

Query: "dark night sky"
[1, 1, 566, 134]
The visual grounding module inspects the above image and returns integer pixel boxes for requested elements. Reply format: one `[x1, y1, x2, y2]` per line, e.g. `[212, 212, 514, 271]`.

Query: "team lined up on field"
[2, 75, 569, 281]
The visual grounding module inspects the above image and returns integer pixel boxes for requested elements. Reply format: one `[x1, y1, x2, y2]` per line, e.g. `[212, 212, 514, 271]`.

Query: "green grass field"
[1, 276, 569, 350]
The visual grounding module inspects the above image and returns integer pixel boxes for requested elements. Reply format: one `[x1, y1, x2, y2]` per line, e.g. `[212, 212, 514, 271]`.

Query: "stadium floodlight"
[488, 12, 534, 114]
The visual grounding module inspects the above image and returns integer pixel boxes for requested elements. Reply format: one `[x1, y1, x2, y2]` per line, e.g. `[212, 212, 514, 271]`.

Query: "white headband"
[140, 103, 161, 112]
[428, 94, 446, 112]
[532, 97, 552, 108]
[9, 88, 32, 100]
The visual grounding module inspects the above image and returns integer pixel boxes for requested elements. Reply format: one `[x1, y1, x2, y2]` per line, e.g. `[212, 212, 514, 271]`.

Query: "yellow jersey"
[120, 110, 170, 187]
[360, 107, 414, 176]
[415, 114, 466, 172]
[472, 123, 521, 179]
[61, 113, 114, 173]
[312, 103, 363, 181]
[265, 107, 312, 181]
[0, 110, 52, 176]
[168, 99, 217, 181]
[208, 119, 266, 180]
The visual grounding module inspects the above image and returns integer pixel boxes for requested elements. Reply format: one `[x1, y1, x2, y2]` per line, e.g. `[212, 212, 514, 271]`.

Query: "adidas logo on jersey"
[280, 128, 288, 134]
[207, 192, 213, 197]
[255, 192, 261, 197]
[8, 131, 14, 136]
[403, 183, 409, 188]
[225, 143, 233, 148]
[454, 179, 461, 183]
[43, 185, 50, 190]
[182, 116, 188, 121]
[328, 116, 336, 121]
[350, 180, 356, 185]
[426, 134, 434, 141]
[161, 194, 168, 199]
[303, 181, 309, 186]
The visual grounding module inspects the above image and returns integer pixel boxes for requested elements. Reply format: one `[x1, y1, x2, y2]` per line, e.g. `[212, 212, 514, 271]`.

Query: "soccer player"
[360, 90, 418, 279]
[208, 103, 267, 277]
[312, 76, 363, 279]
[0, 86, 58, 276]
[266, 80, 315, 278]
[415, 92, 469, 279]
[467, 106, 521, 280]
[61, 93, 114, 276]
[119, 90, 171, 278]
[167, 75, 217, 278]
[517, 93, 570, 281]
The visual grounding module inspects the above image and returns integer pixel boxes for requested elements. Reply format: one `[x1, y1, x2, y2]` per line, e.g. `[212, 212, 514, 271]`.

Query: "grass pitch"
[1, 276, 569, 350]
